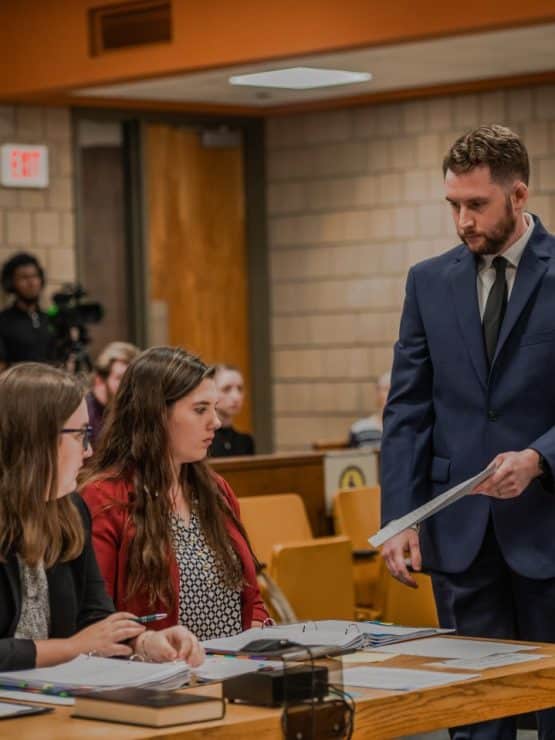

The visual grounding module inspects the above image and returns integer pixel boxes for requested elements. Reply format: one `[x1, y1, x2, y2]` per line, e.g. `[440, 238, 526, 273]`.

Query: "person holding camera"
[0, 252, 55, 371]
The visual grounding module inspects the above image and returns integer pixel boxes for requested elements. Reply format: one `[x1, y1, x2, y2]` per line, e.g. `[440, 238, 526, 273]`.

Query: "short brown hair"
[94, 341, 140, 379]
[0, 364, 86, 566]
[442, 125, 529, 185]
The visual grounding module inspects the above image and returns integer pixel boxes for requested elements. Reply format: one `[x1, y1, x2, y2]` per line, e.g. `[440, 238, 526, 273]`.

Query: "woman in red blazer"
[81, 347, 268, 643]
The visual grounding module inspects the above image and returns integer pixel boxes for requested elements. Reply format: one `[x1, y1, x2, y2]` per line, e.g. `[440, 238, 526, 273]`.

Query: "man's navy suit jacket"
[381, 216, 555, 578]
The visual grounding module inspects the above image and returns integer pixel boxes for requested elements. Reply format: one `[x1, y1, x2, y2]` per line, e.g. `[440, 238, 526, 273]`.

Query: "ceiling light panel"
[228, 66, 372, 90]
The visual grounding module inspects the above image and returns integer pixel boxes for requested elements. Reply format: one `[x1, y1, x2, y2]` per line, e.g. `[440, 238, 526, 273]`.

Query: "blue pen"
[132, 612, 168, 624]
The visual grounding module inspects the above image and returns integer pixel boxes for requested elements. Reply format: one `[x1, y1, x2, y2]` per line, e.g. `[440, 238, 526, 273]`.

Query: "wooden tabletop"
[2, 638, 555, 739]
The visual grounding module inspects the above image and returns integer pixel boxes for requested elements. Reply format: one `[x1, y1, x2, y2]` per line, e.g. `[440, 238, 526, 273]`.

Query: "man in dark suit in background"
[380, 125, 555, 740]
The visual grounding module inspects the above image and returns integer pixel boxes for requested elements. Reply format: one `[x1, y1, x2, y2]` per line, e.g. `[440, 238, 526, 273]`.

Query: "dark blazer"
[0, 495, 114, 671]
[211, 427, 255, 457]
[381, 216, 555, 577]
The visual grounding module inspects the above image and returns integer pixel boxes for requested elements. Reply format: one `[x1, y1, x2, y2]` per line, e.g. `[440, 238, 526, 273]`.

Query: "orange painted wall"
[2, 0, 555, 99]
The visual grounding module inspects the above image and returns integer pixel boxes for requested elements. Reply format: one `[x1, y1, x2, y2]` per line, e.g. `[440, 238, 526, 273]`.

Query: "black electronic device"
[223, 665, 329, 707]
[240, 638, 302, 655]
[47, 284, 104, 372]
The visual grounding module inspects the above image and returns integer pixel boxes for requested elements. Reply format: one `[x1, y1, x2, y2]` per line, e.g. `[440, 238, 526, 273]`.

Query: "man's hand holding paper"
[471, 449, 543, 499]
[378, 450, 543, 587]
[370, 463, 497, 587]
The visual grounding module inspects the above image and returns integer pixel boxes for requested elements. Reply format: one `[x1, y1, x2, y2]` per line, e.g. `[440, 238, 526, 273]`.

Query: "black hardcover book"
[72, 687, 225, 727]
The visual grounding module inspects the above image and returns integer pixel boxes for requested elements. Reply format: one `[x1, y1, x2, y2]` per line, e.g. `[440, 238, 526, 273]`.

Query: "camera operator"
[0, 252, 55, 370]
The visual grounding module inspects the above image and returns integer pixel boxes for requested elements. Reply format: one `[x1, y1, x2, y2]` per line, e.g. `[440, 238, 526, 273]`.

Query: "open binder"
[202, 620, 451, 654]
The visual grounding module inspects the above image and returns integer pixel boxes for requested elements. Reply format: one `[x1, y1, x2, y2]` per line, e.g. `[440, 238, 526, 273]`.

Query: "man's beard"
[459, 199, 517, 256]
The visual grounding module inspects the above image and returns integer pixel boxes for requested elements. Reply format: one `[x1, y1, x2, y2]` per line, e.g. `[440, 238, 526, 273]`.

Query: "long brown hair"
[0, 363, 86, 566]
[82, 346, 255, 609]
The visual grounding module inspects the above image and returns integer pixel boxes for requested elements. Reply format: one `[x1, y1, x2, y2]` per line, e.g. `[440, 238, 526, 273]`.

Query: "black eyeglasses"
[61, 425, 93, 452]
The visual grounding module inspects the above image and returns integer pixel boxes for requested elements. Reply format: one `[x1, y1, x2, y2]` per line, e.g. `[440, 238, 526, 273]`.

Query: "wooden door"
[145, 124, 252, 431]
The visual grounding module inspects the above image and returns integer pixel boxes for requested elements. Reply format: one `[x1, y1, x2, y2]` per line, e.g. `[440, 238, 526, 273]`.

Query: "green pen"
[132, 613, 168, 624]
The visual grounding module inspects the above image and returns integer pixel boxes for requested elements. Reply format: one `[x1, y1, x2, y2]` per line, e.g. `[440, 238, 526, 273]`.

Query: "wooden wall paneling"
[145, 123, 252, 432]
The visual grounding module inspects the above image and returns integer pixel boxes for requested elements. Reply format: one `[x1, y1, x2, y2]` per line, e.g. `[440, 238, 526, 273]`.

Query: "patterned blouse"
[169, 509, 242, 641]
[14, 556, 50, 640]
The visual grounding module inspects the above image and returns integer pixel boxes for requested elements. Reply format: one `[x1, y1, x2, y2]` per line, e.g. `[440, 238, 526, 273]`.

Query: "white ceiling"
[73, 23, 555, 108]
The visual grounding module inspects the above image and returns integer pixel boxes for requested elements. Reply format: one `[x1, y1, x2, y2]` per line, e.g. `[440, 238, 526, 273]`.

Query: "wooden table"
[2, 639, 555, 739]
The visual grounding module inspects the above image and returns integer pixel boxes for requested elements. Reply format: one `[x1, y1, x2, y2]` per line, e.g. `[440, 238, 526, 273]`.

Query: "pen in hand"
[131, 613, 168, 624]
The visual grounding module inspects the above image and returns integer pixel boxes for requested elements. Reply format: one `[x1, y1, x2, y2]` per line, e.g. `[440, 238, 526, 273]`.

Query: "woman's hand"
[68, 612, 145, 658]
[132, 626, 204, 666]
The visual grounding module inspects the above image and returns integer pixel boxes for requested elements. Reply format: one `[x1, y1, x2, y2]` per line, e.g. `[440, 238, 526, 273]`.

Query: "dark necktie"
[483, 255, 508, 366]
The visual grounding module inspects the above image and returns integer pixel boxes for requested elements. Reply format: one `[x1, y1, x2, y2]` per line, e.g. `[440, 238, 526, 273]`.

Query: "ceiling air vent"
[89, 1, 172, 56]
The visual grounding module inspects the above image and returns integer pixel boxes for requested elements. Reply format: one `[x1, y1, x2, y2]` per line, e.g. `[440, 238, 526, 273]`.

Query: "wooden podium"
[210, 452, 327, 536]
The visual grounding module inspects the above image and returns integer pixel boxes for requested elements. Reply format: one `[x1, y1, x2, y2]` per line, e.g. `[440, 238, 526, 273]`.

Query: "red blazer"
[81, 474, 268, 632]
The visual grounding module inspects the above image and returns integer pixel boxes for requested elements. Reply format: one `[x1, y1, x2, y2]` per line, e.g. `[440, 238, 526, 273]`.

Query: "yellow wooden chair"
[378, 569, 439, 627]
[239, 493, 356, 621]
[333, 486, 384, 618]
[333, 486, 438, 626]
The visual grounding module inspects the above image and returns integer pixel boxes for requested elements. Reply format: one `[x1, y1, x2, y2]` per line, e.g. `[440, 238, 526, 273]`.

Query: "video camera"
[47, 284, 104, 372]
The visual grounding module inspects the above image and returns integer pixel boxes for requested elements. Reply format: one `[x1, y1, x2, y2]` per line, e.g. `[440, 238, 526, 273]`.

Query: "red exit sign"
[1, 144, 49, 188]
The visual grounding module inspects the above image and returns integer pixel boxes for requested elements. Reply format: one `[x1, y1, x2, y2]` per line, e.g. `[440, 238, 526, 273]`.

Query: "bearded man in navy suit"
[380, 125, 555, 740]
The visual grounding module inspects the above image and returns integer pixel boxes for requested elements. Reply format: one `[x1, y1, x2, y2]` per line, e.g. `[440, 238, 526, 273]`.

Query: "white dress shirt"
[477, 213, 535, 320]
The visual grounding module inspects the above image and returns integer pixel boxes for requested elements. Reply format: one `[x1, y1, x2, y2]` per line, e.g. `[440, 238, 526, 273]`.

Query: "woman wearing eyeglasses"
[81, 347, 268, 641]
[0, 363, 204, 670]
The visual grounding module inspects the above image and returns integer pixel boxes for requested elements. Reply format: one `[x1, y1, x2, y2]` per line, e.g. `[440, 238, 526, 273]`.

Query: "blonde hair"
[94, 341, 140, 379]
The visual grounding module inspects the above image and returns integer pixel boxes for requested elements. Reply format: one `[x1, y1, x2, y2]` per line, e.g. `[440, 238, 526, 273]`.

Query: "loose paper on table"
[369, 463, 496, 548]
[0, 700, 50, 718]
[376, 637, 538, 660]
[342, 666, 478, 691]
[426, 652, 548, 671]
[0, 689, 74, 706]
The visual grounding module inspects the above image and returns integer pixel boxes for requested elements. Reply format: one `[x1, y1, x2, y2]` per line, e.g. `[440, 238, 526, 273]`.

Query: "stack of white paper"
[0, 655, 190, 693]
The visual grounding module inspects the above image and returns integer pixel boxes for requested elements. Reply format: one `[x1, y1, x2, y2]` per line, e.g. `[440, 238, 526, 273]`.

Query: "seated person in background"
[0, 363, 204, 670]
[86, 341, 140, 445]
[211, 364, 255, 457]
[0, 252, 55, 371]
[81, 347, 269, 641]
[349, 371, 391, 448]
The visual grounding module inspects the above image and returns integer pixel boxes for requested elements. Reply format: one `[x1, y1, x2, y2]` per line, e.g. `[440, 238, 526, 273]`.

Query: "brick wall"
[0, 105, 75, 305]
[266, 86, 555, 451]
